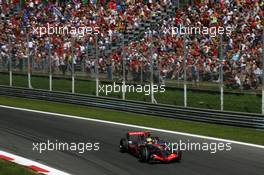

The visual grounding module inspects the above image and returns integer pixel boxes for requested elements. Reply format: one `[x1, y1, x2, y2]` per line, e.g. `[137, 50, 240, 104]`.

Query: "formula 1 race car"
[119, 131, 182, 163]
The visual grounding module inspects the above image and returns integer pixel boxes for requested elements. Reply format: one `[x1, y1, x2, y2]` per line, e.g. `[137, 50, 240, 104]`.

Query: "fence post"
[71, 38, 75, 94]
[220, 34, 224, 111]
[95, 34, 99, 96]
[48, 35, 52, 91]
[122, 34, 126, 100]
[183, 34, 187, 107]
[26, 29, 32, 89]
[150, 35, 155, 103]
[261, 31, 264, 114]
[9, 36, 12, 87]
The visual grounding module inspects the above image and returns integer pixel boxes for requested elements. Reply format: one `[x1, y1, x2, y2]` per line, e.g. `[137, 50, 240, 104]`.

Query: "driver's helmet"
[146, 137, 153, 144]
[152, 137, 159, 144]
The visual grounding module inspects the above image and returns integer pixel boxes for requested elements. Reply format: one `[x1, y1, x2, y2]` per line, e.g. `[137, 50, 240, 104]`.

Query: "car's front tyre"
[139, 147, 150, 162]
[174, 149, 182, 162]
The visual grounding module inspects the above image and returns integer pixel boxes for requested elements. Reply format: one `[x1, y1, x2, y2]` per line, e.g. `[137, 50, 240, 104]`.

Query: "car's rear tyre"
[139, 147, 150, 162]
[119, 138, 128, 153]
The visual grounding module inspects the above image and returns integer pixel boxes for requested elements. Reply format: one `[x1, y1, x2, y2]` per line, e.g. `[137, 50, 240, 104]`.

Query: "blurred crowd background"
[0, 0, 263, 91]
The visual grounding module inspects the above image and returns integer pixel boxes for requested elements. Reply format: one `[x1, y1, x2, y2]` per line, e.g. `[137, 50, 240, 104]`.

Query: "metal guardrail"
[0, 85, 263, 129]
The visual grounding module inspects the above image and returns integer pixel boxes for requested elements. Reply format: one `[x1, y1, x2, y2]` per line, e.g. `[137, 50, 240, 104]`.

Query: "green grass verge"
[0, 159, 37, 175]
[0, 73, 262, 113]
[0, 95, 263, 145]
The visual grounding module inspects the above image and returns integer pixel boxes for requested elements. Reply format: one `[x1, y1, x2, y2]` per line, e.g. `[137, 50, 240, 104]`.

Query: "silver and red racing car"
[119, 131, 182, 163]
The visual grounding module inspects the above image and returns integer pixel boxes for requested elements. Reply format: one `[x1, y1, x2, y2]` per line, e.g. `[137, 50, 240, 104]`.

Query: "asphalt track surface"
[0, 106, 263, 175]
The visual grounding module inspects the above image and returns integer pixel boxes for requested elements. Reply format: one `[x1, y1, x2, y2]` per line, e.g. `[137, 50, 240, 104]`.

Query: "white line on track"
[0, 105, 263, 149]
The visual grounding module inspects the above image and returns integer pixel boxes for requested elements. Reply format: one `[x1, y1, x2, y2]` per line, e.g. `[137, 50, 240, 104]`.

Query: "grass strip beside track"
[0, 159, 38, 175]
[0, 73, 261, 113]
[0, 95, 263, 145]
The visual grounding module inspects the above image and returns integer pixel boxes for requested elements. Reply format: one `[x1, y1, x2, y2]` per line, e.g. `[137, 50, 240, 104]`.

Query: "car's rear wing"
[127, 131, 150, 136]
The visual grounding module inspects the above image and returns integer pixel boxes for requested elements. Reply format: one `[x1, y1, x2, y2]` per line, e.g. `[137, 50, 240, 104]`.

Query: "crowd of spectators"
[110, 0, 264, 90]
[0, 0, 168, 73]
[0, 0, 19, 15]
[0, 0, 263, 90]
